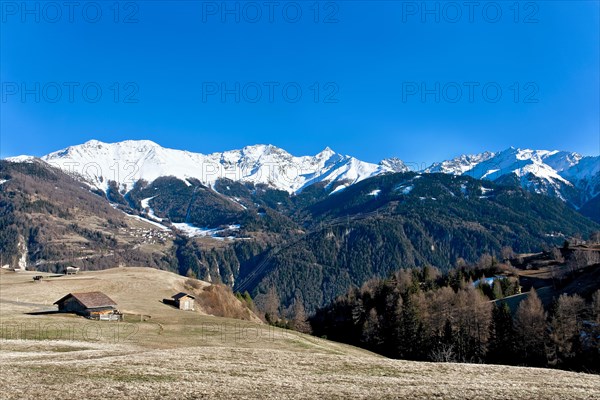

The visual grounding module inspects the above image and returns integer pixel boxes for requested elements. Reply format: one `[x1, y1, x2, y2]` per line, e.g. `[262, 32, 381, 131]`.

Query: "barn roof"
[172, 292, 196, 300]
[54, 292, 117, 308]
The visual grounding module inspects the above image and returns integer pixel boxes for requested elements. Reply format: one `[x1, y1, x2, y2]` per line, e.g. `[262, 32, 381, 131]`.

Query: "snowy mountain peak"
[380, 157, 410, 172]
[424, 151, 496, 175]
[428, 147, 599, 205]
[240, 143, 278, 153]
[316, 146, 336, 158]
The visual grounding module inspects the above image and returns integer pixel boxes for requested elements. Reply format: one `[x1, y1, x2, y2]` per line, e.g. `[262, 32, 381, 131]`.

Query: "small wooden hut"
[171, 292, 196, 311]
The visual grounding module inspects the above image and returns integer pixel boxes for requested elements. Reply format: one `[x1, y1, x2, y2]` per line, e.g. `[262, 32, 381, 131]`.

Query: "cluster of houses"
[52, 291, 196, 321]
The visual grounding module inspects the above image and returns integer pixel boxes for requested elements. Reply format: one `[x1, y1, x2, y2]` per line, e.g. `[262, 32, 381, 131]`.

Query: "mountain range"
[425, 147, 599, 206]
[35, 140, 407, 194]
[2, 139, 599, 312]
[9, 139, 597, 213]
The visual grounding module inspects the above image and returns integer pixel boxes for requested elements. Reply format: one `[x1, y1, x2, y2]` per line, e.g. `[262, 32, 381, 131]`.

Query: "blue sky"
[1, 1, 599, 165]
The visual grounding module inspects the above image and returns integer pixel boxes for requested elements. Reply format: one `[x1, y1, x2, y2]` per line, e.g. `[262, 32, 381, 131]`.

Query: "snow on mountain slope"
[5, 155, 37, 164]
[424, 151, 496, 175]
[41, 140, 394, 194]
[560, 155, 600, 181]
[561, 155, 600, 200]
[464, 148, 570, 183]
[426, 147, 600, 204]
[379, 157, 410, 173]
[542, 151, 583, 173]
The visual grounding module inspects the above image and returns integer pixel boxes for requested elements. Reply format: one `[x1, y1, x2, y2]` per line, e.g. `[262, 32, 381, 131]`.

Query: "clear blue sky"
[1, 1, 599, 165]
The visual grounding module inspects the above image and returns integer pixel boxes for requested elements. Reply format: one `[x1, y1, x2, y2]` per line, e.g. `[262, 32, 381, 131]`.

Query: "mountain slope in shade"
[40, 140, 394, 194]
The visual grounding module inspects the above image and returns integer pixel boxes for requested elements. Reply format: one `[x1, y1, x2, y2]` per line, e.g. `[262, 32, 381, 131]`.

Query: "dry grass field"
[1, 268, 599, 399]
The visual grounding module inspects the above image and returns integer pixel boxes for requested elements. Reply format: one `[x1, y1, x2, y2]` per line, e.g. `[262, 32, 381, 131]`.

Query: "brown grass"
[1, 268, 599, 399]
[1, 338, 599, 400]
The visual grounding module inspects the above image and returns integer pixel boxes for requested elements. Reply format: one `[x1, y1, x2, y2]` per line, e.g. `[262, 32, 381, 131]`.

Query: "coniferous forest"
[309, 257, 600, 373]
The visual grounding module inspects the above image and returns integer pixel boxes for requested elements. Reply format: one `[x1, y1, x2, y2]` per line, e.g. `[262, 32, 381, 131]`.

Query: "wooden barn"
[54, 292, 121, 320]
[171, 292, 196, 311]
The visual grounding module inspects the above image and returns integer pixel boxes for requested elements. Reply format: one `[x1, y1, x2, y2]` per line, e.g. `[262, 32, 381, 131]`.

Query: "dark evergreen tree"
[488, 303, 516, 365]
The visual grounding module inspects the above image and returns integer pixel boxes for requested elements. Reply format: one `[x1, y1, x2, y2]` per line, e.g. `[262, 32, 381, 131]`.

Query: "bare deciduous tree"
[430, 343, 456, 363]
[514, 288, 547, 364]
[290, 295, 311, 334]
[501, 246, 515, 261]
[550, 247, 564, 263]
[255, 286, 280, 323]
[551, 294, 586, 360]
[592, 290, 600, 324]
[568, 250, 600, 272]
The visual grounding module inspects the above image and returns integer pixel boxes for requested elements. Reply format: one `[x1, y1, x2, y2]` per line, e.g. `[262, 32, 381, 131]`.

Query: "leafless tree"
[477, 253, 494, 269]
[551, 294, 586, 360]
[568, 250, 600, 273]
[290, 295, 311, 334]
[514, 288, 547, 362]
[501, 246, 515, 261]
[592, 290, 600, 324]
[255, 285, 280, 323]
[550, 247, 564, 263]
[430, 343, 456, 363]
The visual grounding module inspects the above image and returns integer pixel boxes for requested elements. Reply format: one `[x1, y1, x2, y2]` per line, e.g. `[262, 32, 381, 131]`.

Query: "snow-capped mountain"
[379, 157, 410, 173]
[40, 140, 394, 194]
[425, 147, 600, 206]
[7, 139, 599, 211]
[561, 155, 600, 202]
[425, 151, 496, 175]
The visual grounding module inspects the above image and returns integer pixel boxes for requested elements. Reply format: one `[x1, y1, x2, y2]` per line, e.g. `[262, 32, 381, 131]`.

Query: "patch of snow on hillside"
[0, 179, 8, 185]
[395, 184, 414, 194]
[230, 197, 248, 210]
[173, 223, 217, 237]
[481, 169, 500, 179]
[329, 185, 347, 195]
[368, 189, 381, 196]
[124, 213, 170, 231]
[173, 223, 240, 239]
[140, 196, 162, 221]
[140, 196, 154, 209]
